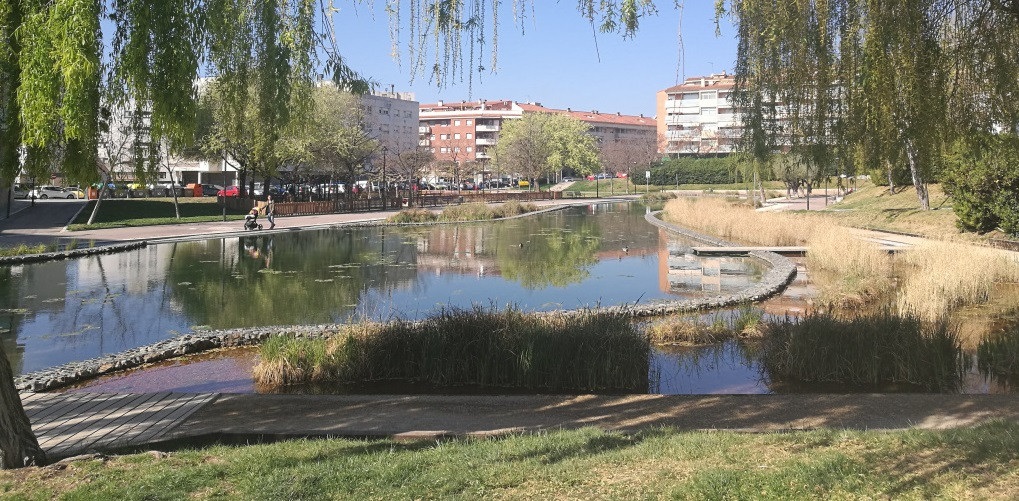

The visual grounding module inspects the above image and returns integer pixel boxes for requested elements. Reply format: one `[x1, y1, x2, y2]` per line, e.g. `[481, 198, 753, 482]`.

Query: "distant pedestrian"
[265, 195, 276, 229]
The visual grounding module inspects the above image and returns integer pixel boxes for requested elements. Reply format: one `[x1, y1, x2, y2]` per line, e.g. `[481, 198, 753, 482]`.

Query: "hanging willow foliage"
[716, 0, 1019, 210]
[0, 0, 23, 184]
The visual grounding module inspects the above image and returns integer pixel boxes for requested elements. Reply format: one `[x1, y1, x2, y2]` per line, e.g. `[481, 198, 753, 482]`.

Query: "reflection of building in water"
[657, 230, 766, 294]
[413, 225, 502, 277]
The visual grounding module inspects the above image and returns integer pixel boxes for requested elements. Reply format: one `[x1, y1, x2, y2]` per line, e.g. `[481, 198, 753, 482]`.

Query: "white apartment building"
[656, 72, 741, 157]
[361, 90, 420, 171]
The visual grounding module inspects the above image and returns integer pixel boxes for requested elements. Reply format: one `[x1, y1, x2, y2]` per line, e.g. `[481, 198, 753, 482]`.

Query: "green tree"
[307, 86, 380, 207]
[495, 113, 598, 189]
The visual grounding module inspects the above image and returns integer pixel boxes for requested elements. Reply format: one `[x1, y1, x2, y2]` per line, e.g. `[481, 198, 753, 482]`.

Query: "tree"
[307, 86, 380, 207]
[495, 113, 599, 189]
[393, 147, 434, 183]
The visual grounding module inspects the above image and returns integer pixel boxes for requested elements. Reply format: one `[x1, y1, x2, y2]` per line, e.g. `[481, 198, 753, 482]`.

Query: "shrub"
[942, 134, 1019, 236]
[254, 307, 651, 392]
[650, 157, 739, 185]
[386, 208, 438, 223]
[760, 311, 966, 391]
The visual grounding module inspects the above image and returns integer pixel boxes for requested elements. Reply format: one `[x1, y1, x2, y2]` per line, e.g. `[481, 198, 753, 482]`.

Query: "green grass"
[0, 243, 49, 257]
[255, 306, 650, 392]
[3, 423, 1019, 499]
[67, 198, 250, 230]
[760, 311, 966, 391]
[978, 320, 1019, 382]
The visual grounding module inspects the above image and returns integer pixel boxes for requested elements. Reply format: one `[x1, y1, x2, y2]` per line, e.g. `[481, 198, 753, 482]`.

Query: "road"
[0, 199, 87, 248]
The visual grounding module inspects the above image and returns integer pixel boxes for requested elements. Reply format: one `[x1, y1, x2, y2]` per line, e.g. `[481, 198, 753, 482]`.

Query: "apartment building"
[656, 72, 741, 157]
[418, 100, 657, 179]
[361, 90, 420, 161]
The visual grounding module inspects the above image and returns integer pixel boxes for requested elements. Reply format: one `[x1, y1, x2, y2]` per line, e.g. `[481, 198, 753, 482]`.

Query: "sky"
[328, 1, 738, 117]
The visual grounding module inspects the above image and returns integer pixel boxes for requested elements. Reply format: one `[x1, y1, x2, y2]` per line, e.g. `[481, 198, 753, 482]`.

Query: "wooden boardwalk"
[20, 392, 218, 459]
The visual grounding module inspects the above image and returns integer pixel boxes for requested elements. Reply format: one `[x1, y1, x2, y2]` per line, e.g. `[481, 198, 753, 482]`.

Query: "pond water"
[3, 202, 769, 376]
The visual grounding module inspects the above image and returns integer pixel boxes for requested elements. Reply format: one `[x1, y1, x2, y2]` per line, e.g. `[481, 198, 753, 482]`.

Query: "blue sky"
[329, 2, 738, 116]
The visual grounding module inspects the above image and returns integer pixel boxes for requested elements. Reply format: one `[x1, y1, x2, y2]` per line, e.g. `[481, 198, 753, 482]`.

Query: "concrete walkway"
[0, 197, 632, 248]
[21, 392, 1019, 458]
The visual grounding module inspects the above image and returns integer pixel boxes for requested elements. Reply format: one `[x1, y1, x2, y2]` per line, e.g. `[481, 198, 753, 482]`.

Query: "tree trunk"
[0, 343, 47, 469]
[166, 166, 181, 219]
[887, 162, 895, 195]
[86, 175, 109, 225]
[238, 170, 247, 198]
[904, 141, 930, 210]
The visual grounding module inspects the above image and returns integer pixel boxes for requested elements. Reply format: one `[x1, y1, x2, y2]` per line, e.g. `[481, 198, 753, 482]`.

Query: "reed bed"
[977, 320, 1019, 381]
[649, 306, 765, 346]
[759, 311, 966, 391]
[254, 307, 651, 392]
[663, 198, 892, 304]
[896, 242, 1019, 321]
[387, 201, 539, 223]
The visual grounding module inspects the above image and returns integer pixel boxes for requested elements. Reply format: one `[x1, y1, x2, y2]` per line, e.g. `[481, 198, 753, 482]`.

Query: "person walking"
[265, 194, 276, 229]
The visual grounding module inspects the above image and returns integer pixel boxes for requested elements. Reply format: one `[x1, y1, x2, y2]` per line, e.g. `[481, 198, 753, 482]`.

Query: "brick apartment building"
[418, 100, 657, 182]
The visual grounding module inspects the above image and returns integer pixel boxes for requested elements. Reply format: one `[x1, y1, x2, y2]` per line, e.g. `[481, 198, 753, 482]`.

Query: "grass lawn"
[2, 424, 1018, 499]
[563, 178, 658, 195]
[820, 182, 1009, 243]
[67, 198, 251, 231]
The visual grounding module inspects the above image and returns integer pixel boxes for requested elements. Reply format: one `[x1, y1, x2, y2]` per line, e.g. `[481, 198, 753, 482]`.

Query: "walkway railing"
[222, 190, 562, 217]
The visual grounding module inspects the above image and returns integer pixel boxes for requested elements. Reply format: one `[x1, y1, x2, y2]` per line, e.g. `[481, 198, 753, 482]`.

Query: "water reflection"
[2, 203, 769, 375]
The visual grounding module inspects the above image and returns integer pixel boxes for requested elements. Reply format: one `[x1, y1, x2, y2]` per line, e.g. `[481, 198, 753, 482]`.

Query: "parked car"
[517, 179, 530, 188]
[201, 184, 222, 197]
[217, 185, 240, 197]
[65, 186, 85, 199]
[30, 186, 75, 199]
[12, 185, 28, 199]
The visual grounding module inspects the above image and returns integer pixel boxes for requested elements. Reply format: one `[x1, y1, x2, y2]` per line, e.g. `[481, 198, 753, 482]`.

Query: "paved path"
[0, 197, 632, 249]
[20, 392, 1019, 458]
[21, 391, 215, 459]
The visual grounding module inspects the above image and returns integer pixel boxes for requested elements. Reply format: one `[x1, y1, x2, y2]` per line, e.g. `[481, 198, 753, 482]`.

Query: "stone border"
[0, 241, 147, 266]
[16, 208, 797, 392]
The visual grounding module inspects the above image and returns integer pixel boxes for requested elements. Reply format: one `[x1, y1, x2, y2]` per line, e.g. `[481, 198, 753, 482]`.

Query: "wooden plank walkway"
[19, 392, 218, 459]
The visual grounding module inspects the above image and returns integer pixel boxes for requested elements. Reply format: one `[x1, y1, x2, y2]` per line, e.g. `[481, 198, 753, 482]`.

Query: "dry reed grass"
[649, 307, 765, 346]
[663, 198, 892, 304]
[896, 242, 1019, 321]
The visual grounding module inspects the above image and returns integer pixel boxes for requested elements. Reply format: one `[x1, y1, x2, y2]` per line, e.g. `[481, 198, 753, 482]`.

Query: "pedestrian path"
[21, 391, 1019, 459]
[21, 391, 216, 459]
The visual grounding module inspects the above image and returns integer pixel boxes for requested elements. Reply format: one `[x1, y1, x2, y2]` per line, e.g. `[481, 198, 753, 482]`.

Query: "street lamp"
[381, 146, 388, 209]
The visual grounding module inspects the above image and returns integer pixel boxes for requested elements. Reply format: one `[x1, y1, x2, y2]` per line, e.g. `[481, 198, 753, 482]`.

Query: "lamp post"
[381, 146, 388, 210]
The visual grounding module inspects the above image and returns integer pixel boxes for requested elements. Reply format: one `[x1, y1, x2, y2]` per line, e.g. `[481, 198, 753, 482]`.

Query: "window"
[431, 148, 435, 153]
[441, 134, 448, 140]
[454, 147, 461, 153]
[430, 134, 435, 140]
[466, 133, 472, 139]
[466, 147, 472, 152]
[454, 120, 461, 126]
[466, 120, 472, 125]
[454, 133, 461, 140]
[701, 91, 717, 100]
[440, 147, 448, 153]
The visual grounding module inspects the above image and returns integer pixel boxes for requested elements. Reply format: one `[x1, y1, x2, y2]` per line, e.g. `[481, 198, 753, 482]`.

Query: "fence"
[221, 190, 562, 217]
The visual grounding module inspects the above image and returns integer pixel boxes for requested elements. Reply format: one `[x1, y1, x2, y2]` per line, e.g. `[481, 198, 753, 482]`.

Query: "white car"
[30, 186, 77, 199]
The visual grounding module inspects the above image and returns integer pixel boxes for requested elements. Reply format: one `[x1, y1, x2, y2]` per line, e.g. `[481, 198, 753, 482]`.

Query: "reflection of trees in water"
[0, 267, 25, 374]
[492, 212, 602, 289]
[167, 229, 419, 328]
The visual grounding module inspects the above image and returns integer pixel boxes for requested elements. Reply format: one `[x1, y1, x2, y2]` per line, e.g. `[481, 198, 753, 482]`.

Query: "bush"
[254, 307, 651, 392]
[942, 134, 1019, 236]
[386, 208, 438, 223]
[760, 311, 965, 391]
[650, 157, 738, 185]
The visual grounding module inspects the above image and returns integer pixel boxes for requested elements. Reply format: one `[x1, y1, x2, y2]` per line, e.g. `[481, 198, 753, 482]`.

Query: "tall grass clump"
[977, 321, 1019, 382]
[254, 306, 651, 392]
[0, 243, 49, 257]
[649, 306, 765, 346]
[897, 242, 1019, 321]
[386, 208, 438, 223]
[491, 199, 537, 218]
[760, 311, 966, 391]
[663, 197, 810, 247]
[806, 227, 892, 305]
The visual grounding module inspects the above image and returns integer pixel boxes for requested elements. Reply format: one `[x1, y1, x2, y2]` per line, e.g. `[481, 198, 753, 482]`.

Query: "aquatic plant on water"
[978, 320, 1019, 383]
[254, 306, 651, 392]
[759, 310, 966, 391]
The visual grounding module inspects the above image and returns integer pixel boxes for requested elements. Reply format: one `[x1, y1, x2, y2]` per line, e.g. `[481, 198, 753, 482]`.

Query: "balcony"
[475, 137, 496, 145]
[476, 124, 500, 132]
[418, 125, 431, 133]
[475, 151, 492, 159]
[419, 139, 430, 146]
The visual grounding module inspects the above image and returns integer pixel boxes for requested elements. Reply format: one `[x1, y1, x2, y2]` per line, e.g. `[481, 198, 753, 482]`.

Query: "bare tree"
[0, 343, 46, 468]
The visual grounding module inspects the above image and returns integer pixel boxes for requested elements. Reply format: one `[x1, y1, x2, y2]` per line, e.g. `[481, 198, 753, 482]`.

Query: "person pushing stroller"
[244, 206, 262, 231]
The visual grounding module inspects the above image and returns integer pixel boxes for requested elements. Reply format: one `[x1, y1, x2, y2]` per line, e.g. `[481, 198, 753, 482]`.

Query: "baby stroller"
[244, 209, 263, 231]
